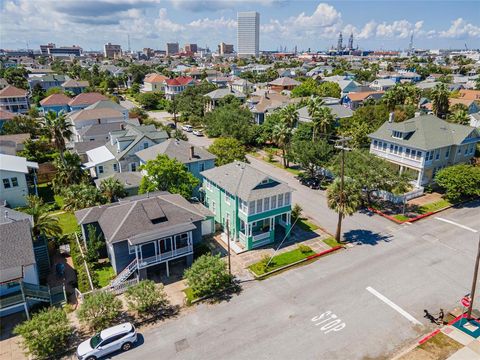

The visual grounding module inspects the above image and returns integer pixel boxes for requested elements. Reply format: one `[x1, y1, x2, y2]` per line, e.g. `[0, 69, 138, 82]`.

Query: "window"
[394, 145, 398, 154]
[143, 142, 149, 149]
[264, 197, 270, 211]
[3, 178, 11, 189]
[445, 149, 450, 158]
[113, 163, 118, 172]
[464, 146, 469, 155]
[249, 201, 256, 214]
[206, 180, 212, 191]
[411, 150, 416, 158]
[435, 151, 440, 160]
[98, 165, 104, 174]
[470, 144, 475, 154]
[261, 179, 269, 184]
[458, 147, 462, 154]
[240, 199, 248, 213]
[211, 201, 216, 215]
[416, 151, 422, 160]
[382, 142, 387, 151]
[10, 177, 18, 187]
[392, 131, 403, 139]
[278, 194, 284, 207]
[199, 162, 205, 172]
[373, 140, 378, 148]
[175, 233, 189, 248]
[128, 243, 136, 254]
[256, 199, 263, 213]
[225, 192, 231, 205]
[428, 151, 433, 161]
[271, 195, 277, 209]
[285, 192, 291, 205]
[406, 148, 411, 156]
[390, 144, 394, 152]
[131, 163, 137, 171]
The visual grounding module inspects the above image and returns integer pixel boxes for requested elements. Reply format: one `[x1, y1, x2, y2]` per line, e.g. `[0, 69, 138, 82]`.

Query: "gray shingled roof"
[201, 161, 292, 201]
[136, 139, 216, 164]
[85, 100, 128, 113]
[297, 104, 353, 121]
[94, 172, 142, 190]
[75, 193, 207, 244]
[368, 115, 480, 151]
[204, 88, 246, 100]
[0, 207, 35, 282]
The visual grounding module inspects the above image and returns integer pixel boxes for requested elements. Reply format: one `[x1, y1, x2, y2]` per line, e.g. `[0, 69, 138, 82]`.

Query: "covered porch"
[238, 212, 292, 250]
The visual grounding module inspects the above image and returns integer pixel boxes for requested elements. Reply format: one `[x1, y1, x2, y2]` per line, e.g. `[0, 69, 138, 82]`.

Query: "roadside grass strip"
[398, 332, 462, 360]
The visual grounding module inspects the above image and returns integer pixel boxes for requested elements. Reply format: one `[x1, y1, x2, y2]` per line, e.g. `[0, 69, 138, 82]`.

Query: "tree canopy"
[291, 79, 341, 98]
[435, 164, 480, 202]
[208, 137, 247, 166]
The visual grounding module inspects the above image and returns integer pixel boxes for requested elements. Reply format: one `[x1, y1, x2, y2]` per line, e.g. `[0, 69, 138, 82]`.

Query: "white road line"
[435, 217, 478, 233]
[366, 286, 422, 326]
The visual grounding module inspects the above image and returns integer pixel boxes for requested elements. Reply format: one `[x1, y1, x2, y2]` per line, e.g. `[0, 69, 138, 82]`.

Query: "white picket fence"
[372, 186, 424, 204]
[75, 277, 139, 303]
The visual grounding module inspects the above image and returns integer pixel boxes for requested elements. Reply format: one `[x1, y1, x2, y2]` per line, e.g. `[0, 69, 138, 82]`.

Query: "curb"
[252, 246, 343, 279]
[418, 329, 441, 345]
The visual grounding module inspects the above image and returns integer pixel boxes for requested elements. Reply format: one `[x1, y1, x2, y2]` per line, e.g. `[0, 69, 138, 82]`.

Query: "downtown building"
[104, 43, 122, 59]
[237, 11, 259, 58]
[166, 42, 180, 56]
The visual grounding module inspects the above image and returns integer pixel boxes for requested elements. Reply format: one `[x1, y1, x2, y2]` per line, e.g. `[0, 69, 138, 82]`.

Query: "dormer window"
[392, 131, 403, 139]
[260, 179, 269, 184]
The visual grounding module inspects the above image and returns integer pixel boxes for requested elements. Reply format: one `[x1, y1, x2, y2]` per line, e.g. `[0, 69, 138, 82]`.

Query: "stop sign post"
[462, 296, 471, 308]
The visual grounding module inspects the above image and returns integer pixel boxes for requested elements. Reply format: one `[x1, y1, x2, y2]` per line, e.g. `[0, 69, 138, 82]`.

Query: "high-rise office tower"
[237, 11, 259, 57]
[166, 42, 179, 56]
[104, 43, 122, 58]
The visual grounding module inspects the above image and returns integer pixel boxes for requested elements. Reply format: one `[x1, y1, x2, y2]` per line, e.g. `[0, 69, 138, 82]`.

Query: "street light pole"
[467, 233, 480, 319]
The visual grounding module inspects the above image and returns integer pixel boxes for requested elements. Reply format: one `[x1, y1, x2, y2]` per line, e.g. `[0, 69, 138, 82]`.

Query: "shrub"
[297, 244, 312, 254]
[256, 255, 275, 274]
[14, 307, 73, 359]
[184, 254, 233, 298]
[78, 291, 122, 331]
[125, 280, 169, 315]
[291, 203, 303, 220]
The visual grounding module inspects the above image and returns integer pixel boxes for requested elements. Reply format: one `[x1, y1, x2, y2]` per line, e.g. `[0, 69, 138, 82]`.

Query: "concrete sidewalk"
[443, 316, 480, 360]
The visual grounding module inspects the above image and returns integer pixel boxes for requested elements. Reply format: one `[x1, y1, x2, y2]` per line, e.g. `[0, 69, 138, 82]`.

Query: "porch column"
[154, 241, 158, 261]
[416, 169, 424, 187]
[135, 244, 139, 264]
[166, 261, 170, 277]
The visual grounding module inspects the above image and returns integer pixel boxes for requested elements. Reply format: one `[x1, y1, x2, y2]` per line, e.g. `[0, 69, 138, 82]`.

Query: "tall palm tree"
[307, 97, 322, 141]
[272, 120, 293, 168]
[100, 177, 127, 202]
[431, 83, 450, 119]
[327, 178, 362, 242]
[279, 104, 298, 129]
[52, 152, 87, 194]
[382, 90, 398, 112]
[448, 109, 470, 125]
[24, 195, 62, 239]
[41, 111, 73, 164]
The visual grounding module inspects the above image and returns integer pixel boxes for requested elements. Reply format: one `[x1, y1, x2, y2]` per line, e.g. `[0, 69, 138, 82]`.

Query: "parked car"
[182, 124, 193, 132]
[77, 323, 137, 360]
[193, 129, 203, 136]
[166, 122, 176, 129]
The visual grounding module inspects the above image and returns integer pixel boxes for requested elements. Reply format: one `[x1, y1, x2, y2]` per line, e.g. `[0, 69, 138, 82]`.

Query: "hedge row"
[69, 235, 98, 293]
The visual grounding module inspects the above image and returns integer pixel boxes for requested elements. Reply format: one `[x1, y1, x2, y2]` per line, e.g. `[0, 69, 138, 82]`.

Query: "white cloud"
[155, 8, 185, 32]
[170, 0, 285, 12]
[376, 20, 419, 39]
[188, 17, 237, 30]
[357, 21, 377, 39]
[289, 3, 341, 28]
[439, 18, 480, 38]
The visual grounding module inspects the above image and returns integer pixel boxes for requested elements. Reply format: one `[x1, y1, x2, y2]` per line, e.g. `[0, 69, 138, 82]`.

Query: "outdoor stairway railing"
[110, 258, 138, 287]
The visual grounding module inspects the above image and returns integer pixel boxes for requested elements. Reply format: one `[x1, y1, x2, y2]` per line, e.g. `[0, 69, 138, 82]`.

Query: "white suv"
[76, 322, 137, 360]
[182, 124, 193, 132]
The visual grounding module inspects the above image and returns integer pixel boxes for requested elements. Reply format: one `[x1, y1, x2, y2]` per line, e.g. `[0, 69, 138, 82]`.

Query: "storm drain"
[175, 338, 190, 352]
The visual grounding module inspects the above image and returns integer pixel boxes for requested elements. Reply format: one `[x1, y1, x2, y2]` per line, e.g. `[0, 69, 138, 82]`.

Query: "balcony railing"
[370, 148, 423, 168]
[0, 293, 24, 309]
[138, 245, 193, 268]
[253, 231, 270, 242]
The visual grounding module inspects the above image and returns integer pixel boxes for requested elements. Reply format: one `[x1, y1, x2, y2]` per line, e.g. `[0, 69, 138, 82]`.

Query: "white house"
[0, 154, 38, 207]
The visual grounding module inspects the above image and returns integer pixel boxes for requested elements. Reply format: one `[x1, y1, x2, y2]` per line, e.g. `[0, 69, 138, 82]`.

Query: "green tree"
[475, 77, 480, 90]
[318, 81, 341, 98]
[204, 103, 256, 144]
[40, 111, 73, 164]
[31, 83, 46, 105]
[125, 280, 169, 315]
[327, 178, 363, 241]
[52, 152, 87, 193]
[14, 307, 73, 359]
[45, 87, 64, 97]
[139, 154, 199, 199]
[431, 83, 450, 118]
[3, 67, 29, 89]
[0, 115, 44, 137]
[78, 291, 122, 331]
[62, 183, 106, 211]
[291, 78, 320, 97]
[177, 82, 216, 123]
[99, 177, 127, 202]
[448, 108, 470, 125]
[272, 120, 294, 168]
[18, 137, 57, 163]
[435, 164, 480, 202]
[165, 96, 179, 129]
[24, 195, 62, 239]
[208, 137, 246, 166]
[291, 139, 333, 179]
[256, 111, 281, 144]
[184, 254, 233, 298]
[129, 107, 148, 121]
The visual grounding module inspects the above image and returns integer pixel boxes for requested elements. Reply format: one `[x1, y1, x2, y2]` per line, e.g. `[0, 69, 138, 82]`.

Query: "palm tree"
[307, 97, 322, 141]
[431, 83, 450, 119]
[327, 178, 362, 242]
[279, 104, 298, 129]
[52, 152, 87, 194]
[448, 109, 470, 125]
[272, 121, 293, 168]
[382, 89, 398, 112]
[63, 183, 106, 212]
[100, 177, 127, 202]
[24, 195, 62, 239]
[41, 111, 73, 164]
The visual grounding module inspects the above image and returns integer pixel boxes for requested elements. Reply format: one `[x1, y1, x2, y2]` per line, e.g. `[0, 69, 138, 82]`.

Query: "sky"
[1, 0, 479, 52]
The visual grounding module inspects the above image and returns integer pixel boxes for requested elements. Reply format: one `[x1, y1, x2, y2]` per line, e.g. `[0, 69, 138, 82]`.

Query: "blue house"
[136, 139, 216, 196]
[39, 93, 71, 114]
[28, 74, 68, 91]
[62, 79, 89, 95]
[75, 192, 214, 285]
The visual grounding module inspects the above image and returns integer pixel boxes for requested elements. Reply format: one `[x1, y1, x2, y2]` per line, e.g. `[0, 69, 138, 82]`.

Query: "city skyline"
[1, 0, 479, 52]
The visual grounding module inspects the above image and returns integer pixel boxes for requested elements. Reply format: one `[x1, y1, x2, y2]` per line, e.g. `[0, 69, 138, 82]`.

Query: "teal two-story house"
[201, 162, 293, 250]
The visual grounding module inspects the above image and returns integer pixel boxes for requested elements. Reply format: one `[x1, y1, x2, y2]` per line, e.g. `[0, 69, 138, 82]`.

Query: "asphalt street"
[114, 201, 479, 360]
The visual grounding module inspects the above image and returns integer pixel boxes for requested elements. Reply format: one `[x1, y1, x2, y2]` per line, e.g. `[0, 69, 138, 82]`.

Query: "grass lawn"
[95, 262, 115, 288]
[399, 332, 462, 360]
[249, 246, 315, 276]
[297, 218, 319, 231]
[323, 237, 342, 248]
[55, 212, 79, 235]
[418, 199, 452, 214]
[393, 214, 410, 222]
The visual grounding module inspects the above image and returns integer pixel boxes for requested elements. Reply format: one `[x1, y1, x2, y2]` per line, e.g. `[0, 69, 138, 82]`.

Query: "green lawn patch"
[94, 262, 115, 288]
[418, 199, 452, 214]
[249, 246, 315, 276]
[323, 237, 342, 248]
[393, 214, 410, 222]
[297, 218, 319, 231]
[55, 212, 79, 235]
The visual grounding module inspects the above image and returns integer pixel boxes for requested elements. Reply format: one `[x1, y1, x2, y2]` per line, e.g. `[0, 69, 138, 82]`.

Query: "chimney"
[190, 146, 195, 159]
[388, 112, 394, 123]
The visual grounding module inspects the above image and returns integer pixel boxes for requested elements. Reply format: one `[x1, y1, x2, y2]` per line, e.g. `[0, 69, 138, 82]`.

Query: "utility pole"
[334, 137, 351, 243]
[467, 233, 480, 319]
[226, 218, 232, 277]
